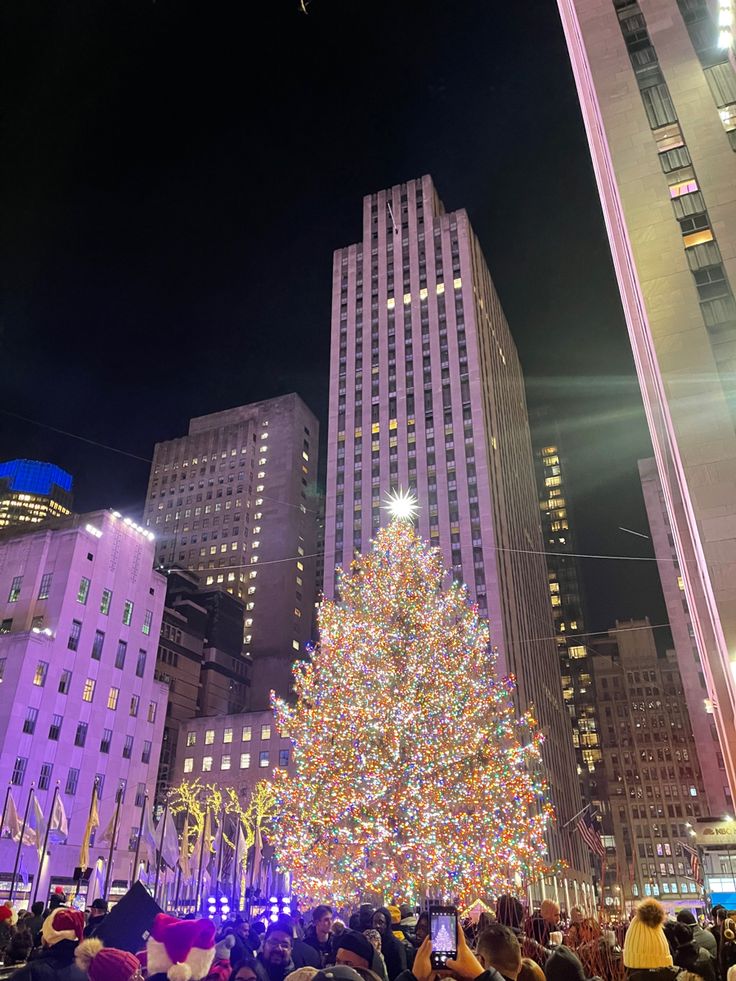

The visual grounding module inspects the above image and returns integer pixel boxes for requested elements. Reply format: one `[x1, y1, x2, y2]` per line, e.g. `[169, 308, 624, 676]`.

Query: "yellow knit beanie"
[623, 899, 673, 969]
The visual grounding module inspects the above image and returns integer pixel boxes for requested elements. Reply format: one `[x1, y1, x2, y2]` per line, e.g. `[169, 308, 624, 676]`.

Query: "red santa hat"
[146, 913, 215, 981]
[0, 905, 13, 923]
[42, 906, 85, 946]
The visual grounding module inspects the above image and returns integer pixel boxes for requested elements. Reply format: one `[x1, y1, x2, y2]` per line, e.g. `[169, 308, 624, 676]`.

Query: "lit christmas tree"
[272, 493, 555, 905]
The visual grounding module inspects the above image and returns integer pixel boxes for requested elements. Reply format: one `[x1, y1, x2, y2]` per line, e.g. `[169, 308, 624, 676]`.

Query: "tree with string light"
[272, 490, 556, 905]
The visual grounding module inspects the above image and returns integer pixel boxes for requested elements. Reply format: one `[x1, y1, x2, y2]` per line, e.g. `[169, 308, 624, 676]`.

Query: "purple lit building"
[324, 175, 591, 905]
[557, 0, 736, 799]
[0, 510, 167, 901]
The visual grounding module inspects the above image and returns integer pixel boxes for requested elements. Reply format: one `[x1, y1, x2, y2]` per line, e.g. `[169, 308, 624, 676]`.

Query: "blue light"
[0, 459, 73, 495]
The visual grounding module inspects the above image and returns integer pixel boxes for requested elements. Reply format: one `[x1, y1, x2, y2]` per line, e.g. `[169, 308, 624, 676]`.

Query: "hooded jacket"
[375, 908, 407, 981]
[544, 945, 601, 981]
[674, 941, 716, 981]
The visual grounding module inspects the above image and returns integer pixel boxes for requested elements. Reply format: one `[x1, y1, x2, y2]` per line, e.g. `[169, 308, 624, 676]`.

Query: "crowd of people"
[0, 890, 734, 981]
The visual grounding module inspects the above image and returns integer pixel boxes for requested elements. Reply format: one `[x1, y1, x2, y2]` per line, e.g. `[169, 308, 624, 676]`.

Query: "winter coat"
[545, 945, 600, 981]
[625, 966, 684, 981]
[674, 942, 716, 981]
[0, 922, 12, 952]
[291, 938, 320, 969]
[303, 925, 334, 967]
[255, 953, 296, 981]
[395, 967, 508, 981]
[692, 926, 717, 960]
[83, 913, 107, 939]
[8, 939, 87, 981]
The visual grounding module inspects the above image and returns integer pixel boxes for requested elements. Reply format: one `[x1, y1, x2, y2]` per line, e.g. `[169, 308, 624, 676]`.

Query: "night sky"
[1, 0, 668, 638]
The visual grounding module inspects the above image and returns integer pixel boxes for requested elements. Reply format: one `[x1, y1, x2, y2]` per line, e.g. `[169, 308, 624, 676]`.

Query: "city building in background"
[143, 394, 320, 709]
[0, 459, 73, 530]
[0, 510, 167, 900]
[533, 429, 607, 836]
[155, 569, 249, 798]
[590, 619, 706, 913]
[323, 174, 591, 903]
[557, 0, 736, 799]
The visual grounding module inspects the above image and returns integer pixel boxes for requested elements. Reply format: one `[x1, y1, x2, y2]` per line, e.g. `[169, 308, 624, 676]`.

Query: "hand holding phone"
[429, 906, 458, 971]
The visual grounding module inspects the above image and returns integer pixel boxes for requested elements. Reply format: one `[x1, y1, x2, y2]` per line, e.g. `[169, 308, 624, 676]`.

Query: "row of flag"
[1, 789, 68, 856]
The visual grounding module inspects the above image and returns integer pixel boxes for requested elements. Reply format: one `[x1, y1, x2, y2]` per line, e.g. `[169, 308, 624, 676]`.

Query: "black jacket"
[691, 926, 717, 960]
[292, 939, 320, 970]
[83, 913, 107, 939]
[303, 925, 334, 968]
[379, 930, 407, 981]
[674, 942, 716, 981]
[255, 953, 296, 981]
[625, 967, 684, 981]
[8, 940, 87, 981]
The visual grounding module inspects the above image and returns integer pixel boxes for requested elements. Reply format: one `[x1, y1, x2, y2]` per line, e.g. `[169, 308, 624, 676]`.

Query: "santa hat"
[76, 938, 141, 981]
[42, 907, 85, 947]
[147, 913, 215, 981]
[0, 904, 13, 923]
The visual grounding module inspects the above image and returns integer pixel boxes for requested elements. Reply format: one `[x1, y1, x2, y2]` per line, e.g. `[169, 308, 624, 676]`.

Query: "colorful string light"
[272, 519, 556, 905]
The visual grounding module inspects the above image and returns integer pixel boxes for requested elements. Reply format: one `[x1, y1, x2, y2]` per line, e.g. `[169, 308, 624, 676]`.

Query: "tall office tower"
[144, 394, 319, 709]
[640, 457, 731, 816]
[324, 175, 591, 903]
[0, 510, 167, 895]
[533, 431, 605, 819]
[557, 0, 736, 797]
[590, 620, 706, 912]
[0, 459, 73, 529]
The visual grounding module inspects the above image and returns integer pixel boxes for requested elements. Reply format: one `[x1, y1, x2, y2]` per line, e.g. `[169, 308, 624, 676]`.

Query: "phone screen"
[429, 907, 458, 959]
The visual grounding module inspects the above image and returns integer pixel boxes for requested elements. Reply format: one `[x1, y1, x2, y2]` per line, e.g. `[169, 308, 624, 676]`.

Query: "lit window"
[292, 640, 300, 651]
[122, 600, 134, 626]
[33, 661, 48, 687]
[419, 287, 428, 300]
[261, 724, 271, 740]
[436, 283, 445, 295]
[202, 756, 213, 772]
[7, 577, 22, 603]
[142, 610, 153, 635]
[259, 751, 270, 768]
[387, 297, 395, 310]
[568, 645, 587, 659]
[242, 725, 252, 741]
[100, 589, 112, 615]
[221, 754, 231, 770]
[223, 727, 233, 743]
[82, 678, 96, 702]
[453, 277, 462, 289]
[186, 731, 196, 746]
[205, 729, 215, 744]
[669, 179, 698, 198]
[240, 752, 251, 768]
[184, 757, 194, 773]
[403, 292, 411, 304]
[683, 229, 714, 248]
[77, 577, 91, 605]
[108, 687, 120, 710]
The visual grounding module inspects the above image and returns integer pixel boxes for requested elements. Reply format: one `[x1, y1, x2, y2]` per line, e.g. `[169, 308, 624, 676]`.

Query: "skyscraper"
[324, 175, 591, 902]
[0, 459, 73, 529]
[533, 430, 605, 822]
[144, 394, 319, 709]
[557, 0, 736, 797]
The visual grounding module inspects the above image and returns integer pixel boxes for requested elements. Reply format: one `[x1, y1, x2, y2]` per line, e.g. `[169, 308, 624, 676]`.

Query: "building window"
[183, 757, 194, 773]
[38, 763, 53, 791]
[77, 577, 91, 605]
[202, 756, 213, 772]
[135, 650, 147, 678]
[115, 640, 127, 669]
[23, 707, 38, 735]
[142, 609, 153, 635]
[75, 722, 88, 747]
[49, 714, 62, 741]
[68, 620, 82, 651]
[186, 732, 196, 747]
[123, 735, 134, 759]
[32, 661, 48, 688]
[11, 757, 27, 786]
[65, 768, 80, 796]
[148, 701, 157, 723]
[82, 678, 96, 702]
[130, 695, 139, 717]
[261, 724, 271, 740]
[278, 749, 290, 768]
[259, 751, 269, 768]
[142, 740, 152, 764]
[38, 573, 53, 600]
[240, 753, 251, 769]
[108, 687, 120, 710]
[100, 729, 112, 753]
[0, 619, 11, 634]
[100, 589, 112, 615]
[135, 782, 146, 807]
[242, 726, 252, 741]
[122, 600, 134, 626]
[221, 754, 231, 770]
[8, 577, 22, 603]
[223, 727, 233, 744]
[58, 669, 72, 694]
[91, 630, 105, 661]
[205, 729, 215, 745]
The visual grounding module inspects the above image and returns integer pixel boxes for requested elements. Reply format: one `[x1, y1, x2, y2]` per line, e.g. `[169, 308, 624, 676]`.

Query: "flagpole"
[0, 784, 11, 840]
[103, 786, 123, 900]
[215, 802, 226, 906]
[154, 797, 169, 904]
[232, 818, 241, 913]
[32, 783, 59, 906]
[9, 784, 34, 904]
[133, 794, 147, 885]
[195, 808, 208, 915]
[174, 809, 188, 914]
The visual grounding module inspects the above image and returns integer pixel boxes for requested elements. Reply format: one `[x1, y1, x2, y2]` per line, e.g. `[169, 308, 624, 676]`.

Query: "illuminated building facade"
[0, 459, 73, 529]
[591, 620, 706, 913]
[144, 394, 319, 709]
[557, 0, 736, 800]
[533, 432, 605, 818]
[323, 175, 591, 904]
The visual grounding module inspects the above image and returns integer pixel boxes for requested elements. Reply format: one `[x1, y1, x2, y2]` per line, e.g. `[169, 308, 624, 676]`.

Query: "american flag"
[681, 840, 702, 884]
[577, 810, 606, 858]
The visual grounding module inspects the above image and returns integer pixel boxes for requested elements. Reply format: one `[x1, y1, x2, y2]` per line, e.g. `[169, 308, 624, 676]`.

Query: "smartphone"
[429, 905, 458, 969]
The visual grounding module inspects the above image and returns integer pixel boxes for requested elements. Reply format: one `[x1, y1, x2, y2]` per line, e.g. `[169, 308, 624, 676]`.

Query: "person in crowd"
[207, 934, 237, 981]
[335, 931, 382, 977]
[286, 969, 319, 981]
[372, 908, 406, 981]
[622, 898, 681, 981]
[386, 908, 406, 943]
[304, 906, 335, 967]
[4, 929, 33, 968]
[497, 898, 525, 937]
[412, 916, 428, 948]
[146, 913, 216, 981]
[42, 889, 66, 921]
[363, 931, 389, 981]
[256, 923, 297, 981]
[74, 938, 143, 981]
[671, 922, 716, 981]
[518, 958, 546, 981]
[230, 954, 259, 981]
[395, 926, 486, 981]
[544, 945, 601, 981]
[710, 909, 728, 960]
[9, 906, 86, 981]
[476, 924, 522, 981]
[25, 904, 44, 946]
[0, 904, 15, 955]
[277, 915, 320, 969]
[720, 920, 736, 980]
[677, 913, 716, 961]
[83, 899, 108, 940]
[530, 902, 560, 948]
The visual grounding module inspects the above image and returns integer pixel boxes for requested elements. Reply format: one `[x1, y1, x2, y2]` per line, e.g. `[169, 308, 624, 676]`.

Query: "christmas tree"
[272, 497, 555, 905]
